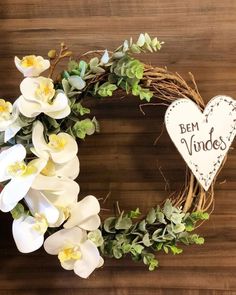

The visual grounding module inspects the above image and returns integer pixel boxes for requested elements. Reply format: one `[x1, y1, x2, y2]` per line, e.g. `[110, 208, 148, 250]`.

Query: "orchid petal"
[61, 260, 75, 271]
[55, 156, 80, 180]
[74, 240, 100, 278]
[32, 175, 80, 196]
[0, 144, 26, 182]
[63, 195, 100, 229]
[0, 174, 36, 212]
[49, 133, 78, 164]
[12, 216, 44, 253]
[14, 56, 50, 77]
[79, 215, 101, 231]
[20, 77, 44, 102]
[17, 95, 42, 118]
[46, 105, 71, 119]
[44, 227, 85, 255]
[32, 121, 49, 158]
[24, 189, 60, 225]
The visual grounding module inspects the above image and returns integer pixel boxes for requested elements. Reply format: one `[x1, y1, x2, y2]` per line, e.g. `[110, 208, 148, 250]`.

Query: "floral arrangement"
[0, 33, 220, 279]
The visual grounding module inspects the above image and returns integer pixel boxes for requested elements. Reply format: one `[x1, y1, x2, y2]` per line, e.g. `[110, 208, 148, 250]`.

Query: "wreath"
[0, 33, 234, 279]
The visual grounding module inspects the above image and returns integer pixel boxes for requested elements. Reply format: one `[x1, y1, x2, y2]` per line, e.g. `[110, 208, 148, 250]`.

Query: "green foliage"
[88, 229, 104, 247]
[113, 32, 164, 57]
[97, 82, 118, 97]
[101, 199, 207, 271]
[132, 84, 153, 102]
[11, 203, 26, 219]
[72, 118, 98, 139]
[72, 103, 91, 116]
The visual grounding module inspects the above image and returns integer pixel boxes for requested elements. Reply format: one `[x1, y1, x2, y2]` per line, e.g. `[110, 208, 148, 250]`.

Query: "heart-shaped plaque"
[165, 95, 236, 190]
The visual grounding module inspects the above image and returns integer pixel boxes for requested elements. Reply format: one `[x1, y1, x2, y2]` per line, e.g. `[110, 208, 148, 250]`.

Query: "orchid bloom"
[13, 215, 48, 253]
[64, 195, 101, 231]
[0, 99, 22, 142]
[14, 55, 50, 77]
[28, 176, 80, 227]
[12, 204, 59, 254]
[17, 77, 70, 119]
[32, 120, 78, 164]
[0, 144, 46, 212]
[44, 227, 103, 278]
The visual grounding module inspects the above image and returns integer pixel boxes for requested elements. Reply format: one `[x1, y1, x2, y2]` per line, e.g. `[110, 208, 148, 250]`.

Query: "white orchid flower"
[0, 144, 46, 212]
[17, 77, 70, 119]
[14, 55, 50, 77]
[13, 215, 47, 253]
[32, 120, 78, 164]
[0, 99, 23, 142]
[13, 174, 80, 253]
[63, 195, 101, 231]
[12, 198, 60, 254]
[44, 227, 103, 278]
[28, 175, 80, 227]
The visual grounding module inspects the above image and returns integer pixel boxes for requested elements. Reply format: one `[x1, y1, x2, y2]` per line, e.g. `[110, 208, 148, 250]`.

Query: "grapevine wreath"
[0, 33, 235, 279]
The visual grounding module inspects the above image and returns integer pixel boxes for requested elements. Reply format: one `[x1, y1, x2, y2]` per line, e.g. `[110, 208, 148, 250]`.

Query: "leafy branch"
[100, 199, 208, 271]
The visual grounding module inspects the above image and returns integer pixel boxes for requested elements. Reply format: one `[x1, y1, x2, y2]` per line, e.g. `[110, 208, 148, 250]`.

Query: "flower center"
[7, 161, 37, 177]
[7, 161, 27, 177]
[0, 99, 13, 121]
[58, 246, 82, 263]
[48, 134, 67, 151]
[41, 159, 56, 176]
[32, 213, 48, 234]
[21, 55, 40, 68]
[35, 79, 55, 103]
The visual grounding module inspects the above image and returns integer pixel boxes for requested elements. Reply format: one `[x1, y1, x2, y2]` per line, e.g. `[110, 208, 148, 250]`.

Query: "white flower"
[28, 175, 80, 227]
[17, 77, 70, 119]
[14, 55, 50, 77]
[44, 227, 103, 278]
[64, 195, 101, 231]
[100, 50, 109, 64]
[13, 215, 46, 253]
[0, 144, 46, 212]
[0, 99, 22, 142]
[32, 120, 78, 164]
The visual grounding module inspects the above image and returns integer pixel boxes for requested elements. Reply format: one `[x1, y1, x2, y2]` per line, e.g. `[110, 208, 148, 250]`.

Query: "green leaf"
[138, 220, 147, 232]
[163, 199, 173, 220]
[73, 118, 96, 139]
[68, 60, 79, 72]
[97, 82, 118, 97]
[132, 244, 144, 254]
[128, 208, 141, 219]
[156, 211, 166, 224]
[72, 103, 90, 116]
[142, 233, 152, 247]
[152, 228, 163, 241]
[115, 213, 132, 230]
[104, 217, 116, 233]
[191, 211, 209, 221]
[88, 229, 104, 247]
[11, 203, 25, 219]
[146, 208, 156, 224]
[113, 247, 123, 259]
[169, 245, 183, 255]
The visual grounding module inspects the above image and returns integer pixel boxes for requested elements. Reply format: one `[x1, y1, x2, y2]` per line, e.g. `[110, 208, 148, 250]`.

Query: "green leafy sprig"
[100, 199, 208, 271]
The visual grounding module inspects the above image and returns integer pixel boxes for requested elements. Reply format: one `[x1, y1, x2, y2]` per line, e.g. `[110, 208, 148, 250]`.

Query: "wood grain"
[0, 0, 236, 294]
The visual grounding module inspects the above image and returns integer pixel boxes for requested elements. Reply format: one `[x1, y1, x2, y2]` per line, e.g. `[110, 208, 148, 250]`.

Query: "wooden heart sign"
[165, 95, 236, 190]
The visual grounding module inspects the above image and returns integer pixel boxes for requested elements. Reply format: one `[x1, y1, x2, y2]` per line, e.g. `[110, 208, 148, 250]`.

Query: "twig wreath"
[0, 33, 235, 278]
